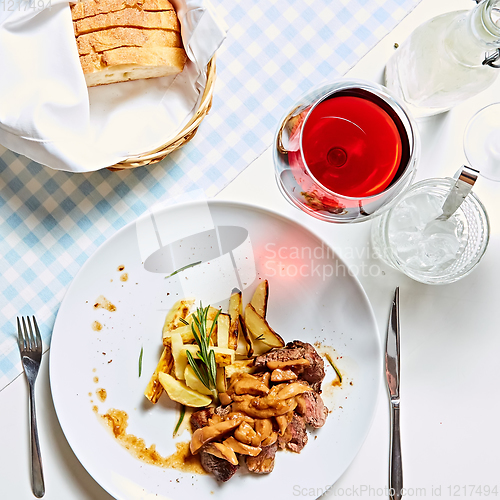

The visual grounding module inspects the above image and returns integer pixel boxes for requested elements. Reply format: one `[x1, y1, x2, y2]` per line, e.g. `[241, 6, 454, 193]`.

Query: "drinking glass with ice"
[371, 178, 489, 285]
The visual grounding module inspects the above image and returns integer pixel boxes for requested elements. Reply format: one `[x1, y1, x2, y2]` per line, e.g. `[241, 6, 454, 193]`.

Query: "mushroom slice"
[223, 436, 261, 456]
[204, 442, 238, 466]
[261, 431, 278, 447]
[190, 417, 243, 454]
[255, 418, 273, 441]
[219, 392, 232, 406]
[270, 368, 298, 383]
[275, 411, 294, 436]
[266, 358, 310, 370]
[276, 382, 311, 400]
[234, 396, 297, 419]
[228, 373, 269, 396]
[234, 421, 260, 446]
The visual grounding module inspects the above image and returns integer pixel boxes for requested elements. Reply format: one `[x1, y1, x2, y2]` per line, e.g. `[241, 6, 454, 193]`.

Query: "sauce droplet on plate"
[92, 321, 102, 331]
[93, 295, 116, 312]
[100, 409, 205, 473]
[96, 388, 107, 402]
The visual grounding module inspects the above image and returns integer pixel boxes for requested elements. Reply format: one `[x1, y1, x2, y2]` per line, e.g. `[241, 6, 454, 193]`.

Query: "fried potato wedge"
[228, 290, 242, 350]
[184, 365, 212, 396]
[162, 299, 194, 335]
[250, 280, 269, 318]
[252, 338, 273, 356]
[216, 366, 227, 393]
[217, 313, 230, 349]
[158, 372, 212, 407]
[245, 303, 284, 348]
[183, 345, 236, 367]
[171, 332, 188, 380]
[162, 321, 215, 345]
[186, 306, 220, 324]
[225, 359, 256, 379]
[144, 344, 174, 403]
[238, 313, 254, 357]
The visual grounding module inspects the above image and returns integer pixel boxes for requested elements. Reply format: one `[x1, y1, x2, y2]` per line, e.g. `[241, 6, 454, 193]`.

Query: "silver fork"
[17, 316, 45, 498]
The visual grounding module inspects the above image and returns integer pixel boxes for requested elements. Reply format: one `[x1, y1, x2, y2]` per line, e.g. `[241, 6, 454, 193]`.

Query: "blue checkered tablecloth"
[0, 0, 421, 390]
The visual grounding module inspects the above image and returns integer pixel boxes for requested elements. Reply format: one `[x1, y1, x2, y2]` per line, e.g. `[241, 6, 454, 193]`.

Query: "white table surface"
[2, 0, 500, 498]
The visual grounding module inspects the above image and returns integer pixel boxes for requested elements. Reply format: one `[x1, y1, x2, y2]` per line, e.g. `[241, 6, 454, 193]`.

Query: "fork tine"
[22, 317, 31, 350]
[16, 317, 25, 352]
[32, 316, 42, 349]
[27, 316, 35, 349]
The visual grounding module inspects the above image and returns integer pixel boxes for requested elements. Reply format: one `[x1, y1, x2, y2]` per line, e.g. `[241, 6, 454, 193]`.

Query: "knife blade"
[386, 287, 402, 500]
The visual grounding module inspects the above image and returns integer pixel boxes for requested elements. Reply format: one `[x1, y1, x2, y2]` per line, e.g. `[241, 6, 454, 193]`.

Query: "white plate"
[50, 200, 381, 500]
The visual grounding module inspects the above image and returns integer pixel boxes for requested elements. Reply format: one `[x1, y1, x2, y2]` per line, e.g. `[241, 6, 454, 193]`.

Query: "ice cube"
[408, 193, 443, 226]
[423, 219, 457, 237]
[390, 229, 421, 261]
[417, 233, 460, 269]
[388, 204, 421, 232]
[388, 190, 468, 274]
[405, 254, 431, 271]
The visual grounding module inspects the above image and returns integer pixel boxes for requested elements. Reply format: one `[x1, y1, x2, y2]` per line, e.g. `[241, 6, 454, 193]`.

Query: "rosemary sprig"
[165, 261, 202, 279]
[325, 352, 342, 384]
[173, 405, 186, 437]
[186, 303, 220, 399]
[138, 346, 144, 377]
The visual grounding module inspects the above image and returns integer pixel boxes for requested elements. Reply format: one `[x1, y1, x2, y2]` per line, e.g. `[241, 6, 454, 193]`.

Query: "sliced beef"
[190, 408, 239, 482]
[200, 452, 239, 482]
[214, 405, 232, 419]
[277, 413, 308, 453]
[254, 341, 325, 391]
[190, 408, 214, 431]
[253, 344, 305, 369]
[246, 442, 278, 474]
[295, 391, 328, 428]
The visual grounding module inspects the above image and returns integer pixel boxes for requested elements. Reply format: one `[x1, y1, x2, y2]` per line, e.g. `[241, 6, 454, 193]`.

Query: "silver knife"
[386, 287, 402, 500]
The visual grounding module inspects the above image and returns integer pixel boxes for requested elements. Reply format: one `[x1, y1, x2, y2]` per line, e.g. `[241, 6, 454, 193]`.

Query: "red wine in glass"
[275, 81, 417, 223]
[300, 91, 406, 198]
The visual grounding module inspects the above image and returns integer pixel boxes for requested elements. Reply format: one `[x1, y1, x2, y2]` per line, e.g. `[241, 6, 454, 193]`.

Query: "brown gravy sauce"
[92, 321, 103, 331]
[120, 273, 128, 282]
[93, 295, 116, 312]
[117, 265, 125, 272]
[100, 409, 205, 474]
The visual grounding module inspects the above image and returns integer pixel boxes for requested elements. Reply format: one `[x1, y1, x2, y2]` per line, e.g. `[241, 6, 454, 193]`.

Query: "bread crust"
[80, 46, 187, 73]
[80, 46, 187, 86]
[70, 0, 173, 21]
[77, 27, 181, 55]
[73, 0, 186, 87]
[74, 9, 180, 35]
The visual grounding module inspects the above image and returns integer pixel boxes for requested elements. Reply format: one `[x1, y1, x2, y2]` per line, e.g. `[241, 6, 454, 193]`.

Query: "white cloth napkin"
[0, 0, 225, 172]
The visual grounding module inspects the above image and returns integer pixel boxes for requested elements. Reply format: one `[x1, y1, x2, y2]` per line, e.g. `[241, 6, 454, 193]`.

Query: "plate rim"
[49, 198, 382, 500]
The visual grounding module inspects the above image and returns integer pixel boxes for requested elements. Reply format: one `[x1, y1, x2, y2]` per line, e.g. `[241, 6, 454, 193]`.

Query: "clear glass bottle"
[385, 0, 500, 117]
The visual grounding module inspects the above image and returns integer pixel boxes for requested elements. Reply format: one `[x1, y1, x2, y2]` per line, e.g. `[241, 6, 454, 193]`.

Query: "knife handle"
[389, 400, 403, 500]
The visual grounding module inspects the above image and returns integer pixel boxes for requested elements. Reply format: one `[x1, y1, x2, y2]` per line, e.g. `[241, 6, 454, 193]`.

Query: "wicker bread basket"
[108, 55, 216, 171]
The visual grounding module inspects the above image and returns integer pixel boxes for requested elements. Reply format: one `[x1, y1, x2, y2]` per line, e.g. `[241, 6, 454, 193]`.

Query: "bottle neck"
[470, 0, 500, 47]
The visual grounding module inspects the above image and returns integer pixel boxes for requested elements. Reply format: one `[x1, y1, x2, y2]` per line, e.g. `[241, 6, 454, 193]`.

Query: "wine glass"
[464, 102, 500, 182]
[273, 79, 419, 223]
